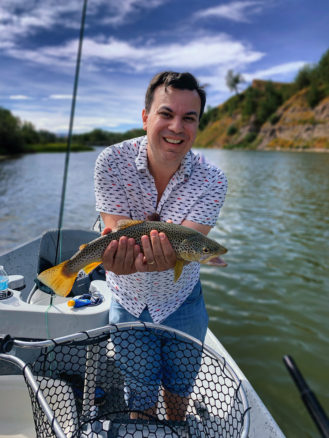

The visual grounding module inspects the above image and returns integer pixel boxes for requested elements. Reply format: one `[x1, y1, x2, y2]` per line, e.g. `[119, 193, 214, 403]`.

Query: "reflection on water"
[1, 148, 329, 436]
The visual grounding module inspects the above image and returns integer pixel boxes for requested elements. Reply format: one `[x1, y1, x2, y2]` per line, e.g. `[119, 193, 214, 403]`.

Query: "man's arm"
[181, 219, 211, 236]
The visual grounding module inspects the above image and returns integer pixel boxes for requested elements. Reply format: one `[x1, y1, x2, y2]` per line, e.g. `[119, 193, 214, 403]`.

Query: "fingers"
[102, 229, 176, 274]
[158, 232, 176, 266]
[102, 226, 112, 236]
[102, 236, 140, 274]
[102, 239, 118, 270]
[136, 231, 176, 272]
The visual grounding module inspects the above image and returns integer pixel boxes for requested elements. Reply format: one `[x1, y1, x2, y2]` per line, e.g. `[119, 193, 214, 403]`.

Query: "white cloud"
[9, 95, 31, 100]
[12, 107, 141, 133]
[195, 1, 265, 23]
[0, 0, 168, 49]
[243, 61, 307, 81]
[6, 34, 264, 74]
[98, 0, 169, 26]
[49, 94, 73, 100]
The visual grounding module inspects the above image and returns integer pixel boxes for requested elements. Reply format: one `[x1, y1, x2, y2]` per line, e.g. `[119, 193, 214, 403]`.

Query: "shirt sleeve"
[94, 147, 131, 216]
[185, 167, 228, 227]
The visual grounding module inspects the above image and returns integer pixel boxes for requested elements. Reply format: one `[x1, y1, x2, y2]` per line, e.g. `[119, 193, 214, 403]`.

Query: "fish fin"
[79, 243, 87, 250]
[37, 261, 77, 297]
[115, 219, 144, 231]
[174, 260, 185, 282]
[83, 261, 102, 274]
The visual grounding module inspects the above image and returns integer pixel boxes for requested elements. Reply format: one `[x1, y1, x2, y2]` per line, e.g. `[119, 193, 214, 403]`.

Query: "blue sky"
[1, 0, 328, 134]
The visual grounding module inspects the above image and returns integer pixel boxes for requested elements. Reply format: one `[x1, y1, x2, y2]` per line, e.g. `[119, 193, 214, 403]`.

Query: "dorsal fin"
[115, 219, 144, 231]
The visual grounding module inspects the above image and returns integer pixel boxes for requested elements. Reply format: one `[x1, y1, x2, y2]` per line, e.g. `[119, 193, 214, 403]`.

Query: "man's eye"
[185, 116, 196, 122]
[160, 112, 171, 118]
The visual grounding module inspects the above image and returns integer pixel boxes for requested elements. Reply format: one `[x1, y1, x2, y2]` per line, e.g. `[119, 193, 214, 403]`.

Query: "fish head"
[177, 235, 227, 266]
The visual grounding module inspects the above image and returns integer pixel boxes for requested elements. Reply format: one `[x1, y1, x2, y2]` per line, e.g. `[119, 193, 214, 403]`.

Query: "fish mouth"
[202, 255, 227, 267]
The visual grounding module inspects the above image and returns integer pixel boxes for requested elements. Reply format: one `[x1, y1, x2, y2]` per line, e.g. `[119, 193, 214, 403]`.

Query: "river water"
[1, 148, 328, 437]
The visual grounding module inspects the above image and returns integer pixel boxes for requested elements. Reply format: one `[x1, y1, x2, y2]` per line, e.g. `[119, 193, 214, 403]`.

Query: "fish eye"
[203, 247, 210, 253]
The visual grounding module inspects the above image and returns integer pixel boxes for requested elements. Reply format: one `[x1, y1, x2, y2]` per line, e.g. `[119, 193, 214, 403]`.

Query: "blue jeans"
[109, 281, 208, 410]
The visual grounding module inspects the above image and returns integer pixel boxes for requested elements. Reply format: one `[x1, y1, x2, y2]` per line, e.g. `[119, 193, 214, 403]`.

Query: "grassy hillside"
[196, 49, 329, 151]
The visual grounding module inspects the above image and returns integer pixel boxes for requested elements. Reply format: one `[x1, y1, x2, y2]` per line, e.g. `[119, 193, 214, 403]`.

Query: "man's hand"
[135, 230, 177, 273]
[102, 227, 176, 275]
[101, 227, 140, 275]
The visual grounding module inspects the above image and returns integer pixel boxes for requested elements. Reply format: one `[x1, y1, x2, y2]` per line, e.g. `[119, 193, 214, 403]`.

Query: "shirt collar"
[135, 135, 195, 181]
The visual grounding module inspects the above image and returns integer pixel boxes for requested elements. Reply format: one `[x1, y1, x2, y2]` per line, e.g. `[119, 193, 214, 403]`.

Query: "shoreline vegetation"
[1, 49, 328, 156]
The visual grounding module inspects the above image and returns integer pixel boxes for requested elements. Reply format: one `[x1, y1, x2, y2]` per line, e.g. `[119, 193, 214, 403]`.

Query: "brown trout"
[37, 220, 227, 296]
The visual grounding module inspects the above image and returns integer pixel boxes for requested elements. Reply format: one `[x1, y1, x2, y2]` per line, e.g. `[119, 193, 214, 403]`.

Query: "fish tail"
[37, 261, 78, 297]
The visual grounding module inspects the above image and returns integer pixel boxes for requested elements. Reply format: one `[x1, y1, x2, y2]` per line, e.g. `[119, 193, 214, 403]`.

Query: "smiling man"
[94, 71, 227, 421]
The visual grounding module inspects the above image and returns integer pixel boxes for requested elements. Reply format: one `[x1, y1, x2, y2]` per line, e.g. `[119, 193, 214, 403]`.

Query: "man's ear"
[142, 108, 148, 131]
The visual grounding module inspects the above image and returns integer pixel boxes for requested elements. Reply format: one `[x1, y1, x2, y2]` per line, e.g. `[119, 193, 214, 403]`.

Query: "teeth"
[165, 138, 182, 144]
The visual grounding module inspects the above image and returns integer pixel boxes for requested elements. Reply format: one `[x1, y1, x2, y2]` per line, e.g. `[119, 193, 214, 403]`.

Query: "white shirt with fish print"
[94, 136, 227, 324]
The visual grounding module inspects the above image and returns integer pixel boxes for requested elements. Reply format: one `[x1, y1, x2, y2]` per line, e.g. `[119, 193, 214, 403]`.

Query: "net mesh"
[22, 324, 249, 437]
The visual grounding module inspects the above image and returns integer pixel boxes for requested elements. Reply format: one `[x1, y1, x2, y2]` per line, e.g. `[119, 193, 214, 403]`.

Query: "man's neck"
[148, 157, 180, 203]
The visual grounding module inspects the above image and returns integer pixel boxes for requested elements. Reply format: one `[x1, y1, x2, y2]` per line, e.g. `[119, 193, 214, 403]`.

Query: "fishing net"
[18, 323, 249, 437]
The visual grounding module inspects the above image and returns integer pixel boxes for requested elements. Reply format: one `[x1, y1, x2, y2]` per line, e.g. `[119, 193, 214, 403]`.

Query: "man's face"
[142, 85, 201, 168]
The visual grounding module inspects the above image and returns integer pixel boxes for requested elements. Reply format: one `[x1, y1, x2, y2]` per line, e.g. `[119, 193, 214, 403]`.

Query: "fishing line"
[54, 0, 88, 266]
[45, 0, 88, 336]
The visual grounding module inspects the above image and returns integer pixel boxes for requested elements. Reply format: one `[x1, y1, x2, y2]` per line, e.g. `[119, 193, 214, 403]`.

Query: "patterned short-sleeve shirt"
[94, 136, 227, 323]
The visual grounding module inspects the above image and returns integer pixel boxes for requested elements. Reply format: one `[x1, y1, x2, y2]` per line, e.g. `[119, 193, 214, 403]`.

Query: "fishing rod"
[283, 355, 329, 438]
[54, 0, 88, 266]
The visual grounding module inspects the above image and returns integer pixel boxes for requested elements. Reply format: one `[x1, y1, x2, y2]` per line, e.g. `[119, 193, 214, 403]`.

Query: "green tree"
[307, 81, 323, 108]
[21, 121, 40, 145]
[317, 49, 329, 88]
[256, 82, 283, 124]
[242, 87, 260, 117]
[0, 107, 24, 154]
[295, 64, 314, 90]
[225, 69, 245, 95]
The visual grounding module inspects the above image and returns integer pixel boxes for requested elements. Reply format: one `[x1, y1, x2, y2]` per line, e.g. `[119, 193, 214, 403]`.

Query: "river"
[0, 148, 328, 437]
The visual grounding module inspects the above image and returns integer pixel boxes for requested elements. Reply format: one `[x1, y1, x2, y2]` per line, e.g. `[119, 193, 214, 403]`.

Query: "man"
[94, 71, 227, 420]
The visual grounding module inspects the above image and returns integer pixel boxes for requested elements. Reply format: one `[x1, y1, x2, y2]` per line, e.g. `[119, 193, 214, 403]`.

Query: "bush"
[295, 65, 314, 90]
[245, 132, 257, 143]
[199, 106, 219, 131]
[270, 114, 280, 125]
[227, 124, 238, 136]
[242, 87, 260, 118]
[223, 95, 241, 116]
[307, 82, 323, 108]
[317, 49, 329, 86]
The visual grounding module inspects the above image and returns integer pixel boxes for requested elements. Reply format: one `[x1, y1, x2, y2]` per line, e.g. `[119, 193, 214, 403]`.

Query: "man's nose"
[169, 116, 183, 133]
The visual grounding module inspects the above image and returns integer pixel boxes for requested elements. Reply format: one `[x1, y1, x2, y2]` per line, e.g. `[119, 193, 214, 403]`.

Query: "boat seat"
[27, 228, 104, 304]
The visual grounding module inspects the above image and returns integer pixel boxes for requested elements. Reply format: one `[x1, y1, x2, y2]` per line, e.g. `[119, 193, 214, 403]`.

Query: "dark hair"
[145, 71, 206, 119]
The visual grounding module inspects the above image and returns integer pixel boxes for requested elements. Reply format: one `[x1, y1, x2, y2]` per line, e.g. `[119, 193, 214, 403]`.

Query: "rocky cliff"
[195, 80, 329, 151]
[257, 90, 329, 150]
